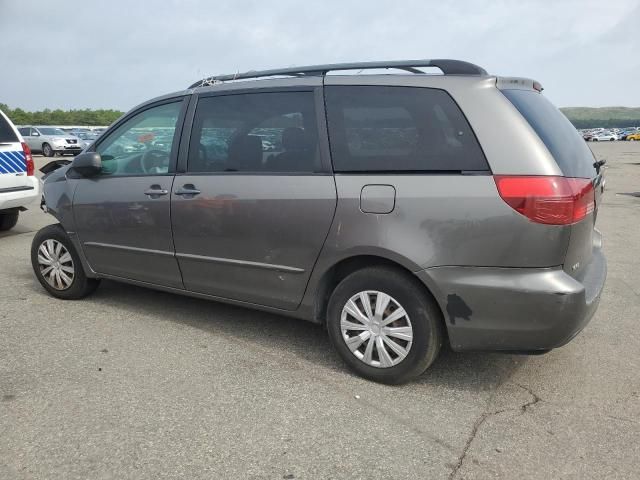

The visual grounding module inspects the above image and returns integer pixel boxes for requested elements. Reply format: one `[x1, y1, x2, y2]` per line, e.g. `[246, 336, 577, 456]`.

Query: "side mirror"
[32, 131, 40, 136]
[71, 152, 102, 177]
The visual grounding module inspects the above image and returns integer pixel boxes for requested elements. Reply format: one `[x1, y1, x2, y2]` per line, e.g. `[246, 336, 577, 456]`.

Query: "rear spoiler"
[496, 77, 544, 92]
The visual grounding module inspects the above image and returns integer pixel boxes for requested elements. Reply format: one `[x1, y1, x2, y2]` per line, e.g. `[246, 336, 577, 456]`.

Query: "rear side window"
[188, 92, 321, 173]
[324, 86, 487, 172]
[502, 89, 595, 179]
[0, 114, 19, 143]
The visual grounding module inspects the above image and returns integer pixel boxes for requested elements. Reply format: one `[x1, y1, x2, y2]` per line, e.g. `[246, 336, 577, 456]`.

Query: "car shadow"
[31, 278, 528, 390]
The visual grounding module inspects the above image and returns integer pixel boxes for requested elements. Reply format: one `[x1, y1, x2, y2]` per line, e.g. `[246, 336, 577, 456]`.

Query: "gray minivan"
[32, 60, 606, 383]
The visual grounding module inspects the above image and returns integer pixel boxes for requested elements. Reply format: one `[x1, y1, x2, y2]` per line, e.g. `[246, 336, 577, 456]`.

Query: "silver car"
[31, 60, 607, 384]
[74, 131, 101, 150]
[18, 126, 83, 157]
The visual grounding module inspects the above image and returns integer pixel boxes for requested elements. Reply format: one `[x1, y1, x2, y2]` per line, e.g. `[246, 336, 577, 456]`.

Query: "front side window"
[325, 86, 488, 172]
[188, 92, 320, 173]
[95, 101, 182, 176]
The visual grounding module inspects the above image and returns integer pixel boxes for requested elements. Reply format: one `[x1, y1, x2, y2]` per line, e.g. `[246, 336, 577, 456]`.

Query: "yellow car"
[627, 132, 640, 141]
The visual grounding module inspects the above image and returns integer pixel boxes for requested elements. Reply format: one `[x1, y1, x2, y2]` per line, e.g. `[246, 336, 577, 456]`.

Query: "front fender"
[41, 163, 77, 232]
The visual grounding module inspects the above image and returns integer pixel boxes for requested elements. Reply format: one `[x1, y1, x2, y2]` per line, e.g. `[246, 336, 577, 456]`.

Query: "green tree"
[0, 102, 124, 126]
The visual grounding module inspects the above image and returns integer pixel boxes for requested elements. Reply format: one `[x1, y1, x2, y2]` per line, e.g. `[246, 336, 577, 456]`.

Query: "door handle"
[144, 186, 169, 197]
[174, 185, 201, 197]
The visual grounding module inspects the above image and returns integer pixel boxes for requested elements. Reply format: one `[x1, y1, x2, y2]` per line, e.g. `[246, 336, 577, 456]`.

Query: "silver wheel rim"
[340, 290, 413, 368]
[37, 239, 75, 290]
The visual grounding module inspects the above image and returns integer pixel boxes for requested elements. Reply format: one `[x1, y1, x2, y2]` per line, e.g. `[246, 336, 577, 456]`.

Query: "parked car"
[0, 109, 39, 231]
[18, 126, 83, 157]
[627, 132, 640, 141]
[591, 131, 618, 141]
[75, 131, 100, 150]
[69, 128, 91, 137]
[32, 60, 607, 384]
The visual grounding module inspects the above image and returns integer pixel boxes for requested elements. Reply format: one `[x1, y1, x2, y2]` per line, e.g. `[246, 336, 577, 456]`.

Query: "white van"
[0, 109, 39, 231]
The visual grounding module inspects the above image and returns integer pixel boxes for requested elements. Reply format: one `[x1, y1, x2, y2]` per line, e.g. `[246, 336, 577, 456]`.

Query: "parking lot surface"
[1, 143, 639, 479]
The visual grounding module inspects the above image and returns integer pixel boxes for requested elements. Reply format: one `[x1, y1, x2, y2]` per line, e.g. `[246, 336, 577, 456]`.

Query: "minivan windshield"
[502, 89, 596, 179]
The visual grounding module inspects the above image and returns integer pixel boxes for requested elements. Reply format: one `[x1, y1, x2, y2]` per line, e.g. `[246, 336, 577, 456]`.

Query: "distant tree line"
[0, 103, 123, 126]
[564, 118, 640, 129]
[560, 107, 640, 129]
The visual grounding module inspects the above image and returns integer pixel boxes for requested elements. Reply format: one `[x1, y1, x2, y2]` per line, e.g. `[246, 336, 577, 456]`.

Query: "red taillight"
[22, 142, 34, 176]
[494, 175, 595, 225]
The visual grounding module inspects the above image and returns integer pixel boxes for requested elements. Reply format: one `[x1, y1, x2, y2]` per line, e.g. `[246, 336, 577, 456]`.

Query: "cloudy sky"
[1, 0, 638, 111]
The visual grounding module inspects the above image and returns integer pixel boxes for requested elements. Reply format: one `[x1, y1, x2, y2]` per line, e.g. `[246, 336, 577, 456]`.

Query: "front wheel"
[42, 143, 54, 157]
[31, 224, 100, 299]
[630, 138, 636, 142]
[0, 210, 19, 231]
[610, 138, 615, 141]
[326, 266, 443, 384]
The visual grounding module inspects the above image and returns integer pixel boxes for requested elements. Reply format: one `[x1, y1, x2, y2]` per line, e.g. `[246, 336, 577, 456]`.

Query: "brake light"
[22, 142, 34, 176]
[494, 176, 595, 225]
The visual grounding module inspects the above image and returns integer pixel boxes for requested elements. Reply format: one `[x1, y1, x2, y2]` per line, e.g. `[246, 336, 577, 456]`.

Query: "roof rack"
[189, 59, 487, 88]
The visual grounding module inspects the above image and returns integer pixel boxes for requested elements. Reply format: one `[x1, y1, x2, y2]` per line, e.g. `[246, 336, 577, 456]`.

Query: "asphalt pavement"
[1, 143, 639, 479]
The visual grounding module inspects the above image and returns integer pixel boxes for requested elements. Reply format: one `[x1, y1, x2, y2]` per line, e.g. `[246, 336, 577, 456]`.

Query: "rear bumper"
[0, 177, 40, 210]
[416, 246, 607, 352]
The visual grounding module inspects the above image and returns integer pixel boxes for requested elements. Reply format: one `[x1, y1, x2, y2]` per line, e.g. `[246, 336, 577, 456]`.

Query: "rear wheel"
[630, 138, 636, 142]
[0, 210, 19, 231]
[326, 266, 443, 384]
[610, 138, 615, 141]
[42, 143, 54, 157]
[31, 224, 100, 299]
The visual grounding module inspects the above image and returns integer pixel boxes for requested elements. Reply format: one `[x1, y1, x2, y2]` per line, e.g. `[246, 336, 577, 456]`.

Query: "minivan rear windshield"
[501, 89, 596, 179]
[0, 114, 19, 143]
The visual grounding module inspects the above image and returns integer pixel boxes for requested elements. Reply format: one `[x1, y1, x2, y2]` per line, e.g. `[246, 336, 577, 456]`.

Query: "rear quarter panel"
[315, 174, 570, 271]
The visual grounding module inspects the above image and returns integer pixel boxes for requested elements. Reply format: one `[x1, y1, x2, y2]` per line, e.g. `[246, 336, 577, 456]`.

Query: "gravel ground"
[1, 142, 639, 479]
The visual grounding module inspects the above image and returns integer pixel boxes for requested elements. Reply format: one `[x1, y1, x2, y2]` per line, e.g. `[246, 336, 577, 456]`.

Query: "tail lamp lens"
[22, 142, 34, 176]
[494, 176, 595, 225]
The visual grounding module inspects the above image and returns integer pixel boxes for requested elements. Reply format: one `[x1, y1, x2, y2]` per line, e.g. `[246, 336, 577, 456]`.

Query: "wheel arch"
[310, 254, 446, 334]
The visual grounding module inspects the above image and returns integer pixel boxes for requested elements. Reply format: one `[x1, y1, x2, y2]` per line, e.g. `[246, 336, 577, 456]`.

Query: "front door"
[73, 99, 187, 288]
[171, 88, 337, 310]
[19, 128, 39, 152]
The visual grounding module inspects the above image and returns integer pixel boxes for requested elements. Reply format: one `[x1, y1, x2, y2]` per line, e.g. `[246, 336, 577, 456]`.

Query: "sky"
[1, 0, 639, 111]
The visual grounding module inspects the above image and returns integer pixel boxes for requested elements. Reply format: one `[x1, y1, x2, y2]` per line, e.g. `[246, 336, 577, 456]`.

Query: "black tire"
[42, 143, 54, 157]
[31, 224, 100, 299]
[326, 266, 443, 384]
[610, 138, 615, 141]
[0, 210, 19, 231]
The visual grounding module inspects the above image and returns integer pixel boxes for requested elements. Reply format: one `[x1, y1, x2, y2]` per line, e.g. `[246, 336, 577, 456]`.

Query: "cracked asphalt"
[1, 142, 639, 479]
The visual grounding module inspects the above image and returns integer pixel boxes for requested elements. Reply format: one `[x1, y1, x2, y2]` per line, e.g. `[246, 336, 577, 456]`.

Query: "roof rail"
[189, 59, 487, 88]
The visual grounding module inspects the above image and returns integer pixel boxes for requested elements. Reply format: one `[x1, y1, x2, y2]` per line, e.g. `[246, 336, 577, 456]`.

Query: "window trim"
[87, 96, 189, 178]
[178, 87, 333, 176]
[323, 85, 490, 175]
